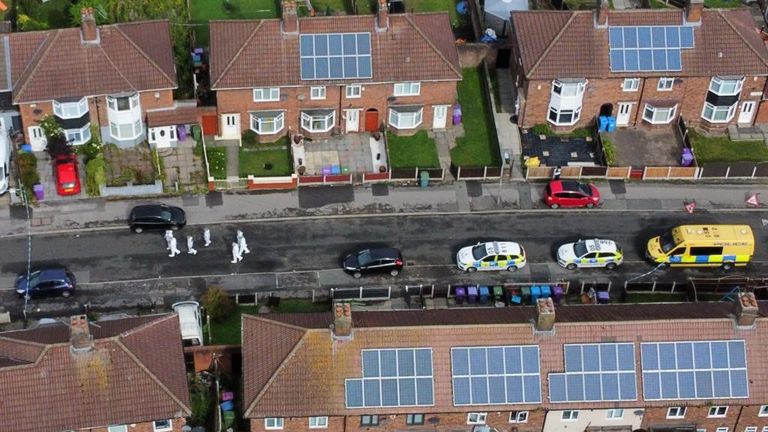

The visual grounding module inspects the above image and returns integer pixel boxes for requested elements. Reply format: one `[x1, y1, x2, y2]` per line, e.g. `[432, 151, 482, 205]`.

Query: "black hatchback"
[15, 267, 76, 298]
[128, 204, 186, 233]
[342, 247, 404, 279]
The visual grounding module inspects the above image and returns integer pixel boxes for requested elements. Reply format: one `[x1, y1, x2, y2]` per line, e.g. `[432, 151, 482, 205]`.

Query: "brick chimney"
[332, 303, 353, 338]
[535, 297, 556, 332]
[734, 292, 759, 327]
[685, 0, 704, 24]
[80, 7, 99, 44]
[70, 315, 93, 352]
[376, 0, 389, 32]
[281, 0, 298, 35]
[595, 0, 609, 27]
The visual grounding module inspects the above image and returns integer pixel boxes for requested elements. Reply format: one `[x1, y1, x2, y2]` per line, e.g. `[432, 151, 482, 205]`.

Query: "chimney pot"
[282, 0, 298, 34]
[735, 292, 759, 327]
[70, 315, 93, 352]
[333, 302, 353, 338]
[535, 297, 556, 332]
[376, 0, 389, 32]
[595, 0, 609, 27]
[685, 0, 704, 23]
[80, 7, 99, 44]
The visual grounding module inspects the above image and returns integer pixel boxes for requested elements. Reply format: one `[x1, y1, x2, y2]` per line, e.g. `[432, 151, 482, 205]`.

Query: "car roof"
[580, 239, 619, 254]
[557, 180, 587, 192]
[56, 160, 77, 181]
[131, 204, 169, 217]
[484, 241, 522, 256]
[367, 248, 402, 259]
[35, 268, 68, 280]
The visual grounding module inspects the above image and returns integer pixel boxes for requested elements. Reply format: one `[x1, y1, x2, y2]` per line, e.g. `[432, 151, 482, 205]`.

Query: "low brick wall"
[457, 43, 490, 68]
[99, 180, 163, 197]
[248, 174, 298, 190]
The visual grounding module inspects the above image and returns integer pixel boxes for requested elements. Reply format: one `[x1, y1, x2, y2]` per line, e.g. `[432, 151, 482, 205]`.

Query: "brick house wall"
[640, 405, 738, 431]
[76, 418, 187, 432]
[734, 405, 768, 431]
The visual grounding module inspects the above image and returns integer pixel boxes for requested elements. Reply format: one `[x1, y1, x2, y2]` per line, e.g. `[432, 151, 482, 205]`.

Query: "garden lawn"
[691, 132, 768, 164]
[703, 0, 742, 7]
[207, 306, 259, 345]
[205, 147, 228, 179]
[353, 0, 461, 23]
[451, 67, 500, 167]
[387, 131, 440, 168]
[239, 146, 293, 177]
[191, 0, 278, 46]
[308, 0, 350, 15]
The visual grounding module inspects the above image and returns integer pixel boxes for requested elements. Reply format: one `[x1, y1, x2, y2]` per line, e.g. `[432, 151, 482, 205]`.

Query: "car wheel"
[586, 203, 594, 209]
[61, 290, 71, 298]
[353, 272, 362, 279]
[550, 203, 559, 209]
[722, 262, 734, 271]
[132, 226, 143, 234]
[606, 262, 617, 270]
[467, 267, 477, 273]
[507, 265, 518, 272]
[566, 263, 578, 270]
[390, 269, 400, 277]
[171, 225, 180, 231]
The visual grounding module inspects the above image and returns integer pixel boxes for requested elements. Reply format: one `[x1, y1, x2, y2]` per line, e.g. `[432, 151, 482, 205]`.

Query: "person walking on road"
[165, 230, 174, 250]
[168, 236, 181, 257]
[231, 242, 242, 263]
[237, 230, 250, 254]
[186, 235, 197, 255]
[203, 228, 212, 247]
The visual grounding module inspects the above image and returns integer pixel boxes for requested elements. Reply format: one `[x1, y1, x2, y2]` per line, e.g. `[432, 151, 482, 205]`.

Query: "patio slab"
[296, 133, 380, 175]
[33, 152, 87, 202]
[607, 126, 681, 167]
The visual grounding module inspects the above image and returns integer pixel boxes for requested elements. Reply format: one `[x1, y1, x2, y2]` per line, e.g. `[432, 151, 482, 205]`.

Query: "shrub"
[46, 134, 73, 158]
[76, 139, 103, 163]
[188, 376, 213, 426]
[38, 115, 64, 139]
[242, 130, 258, 146]
[530, 124, 554, 136]
[17, 153, 40, 188]
[601, 136, 616, 166]
[201, 287, 236, 322]
[85, 156, 106, 196]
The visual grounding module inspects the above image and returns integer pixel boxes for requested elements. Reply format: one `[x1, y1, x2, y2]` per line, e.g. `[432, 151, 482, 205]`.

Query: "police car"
[557, 239, 623, 270]
[456, 241, 527, 272]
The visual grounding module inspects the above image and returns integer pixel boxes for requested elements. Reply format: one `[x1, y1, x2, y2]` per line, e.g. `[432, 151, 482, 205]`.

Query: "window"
[716, 428, 729, 432]
[623, 78, 640, 91]
[301, 110, 335, 133]
[53, 97, 89, 119]
[388, 107, 423, 129]
[760, 405, 768, 416]
[153, 420, 172, 432]
[309, 416, 328, 428]
[250, 111, 285, 135]
[108, 426, 127, 432]
[702, 102, 738, 123]
[265, 417, 284, 429]
[394, 82, 421, 96]
[509, 411, 528, 423]
[691, 246, 723, 256]
[109, 120, 143, 141]
[658, 77, 675, 91]
[709, 406, 728, 418]
[361, 415, 379, 426]
[346, 85, 361, 98]
[406, 414, 425, 425]
[64, 124, 92, 145]
[310, 86, 326, 100]
[763, 428, 768, 432]
[107, 94, 139, 111]
[562, 410, 579, 421]
[606, 409, 624, 419]
[709, 77, 743, 96]
[745, 427, 758, 432]
[253, 87, 280, 102]
[667, 407, 686, 419]
[467, 412, 487, 425]
[548, 106, 582, 126]
[553, 80, 586, 97]
[642, 103, 677, 124]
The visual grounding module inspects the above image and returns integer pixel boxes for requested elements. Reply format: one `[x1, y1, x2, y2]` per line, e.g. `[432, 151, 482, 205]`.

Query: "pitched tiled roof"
[0, 314, 191, 432]
[243, 303, 768, 417]
[9, 20, 177, 103]
[147, 104, 216, 127]
[210, 13, 462, 90]
[512, 8, 768, 79]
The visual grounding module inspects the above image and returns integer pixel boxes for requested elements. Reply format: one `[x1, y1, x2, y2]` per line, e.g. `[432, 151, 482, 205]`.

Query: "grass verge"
[239, 145, 293, 177]
[387, 131, 440, 168]
[451, 67, 500, 167]
[690, 130, 768, 164]
[206, 147, 228, 179]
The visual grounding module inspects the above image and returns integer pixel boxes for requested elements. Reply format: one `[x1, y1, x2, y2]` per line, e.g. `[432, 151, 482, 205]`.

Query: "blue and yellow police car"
[557, 239, 623, 270]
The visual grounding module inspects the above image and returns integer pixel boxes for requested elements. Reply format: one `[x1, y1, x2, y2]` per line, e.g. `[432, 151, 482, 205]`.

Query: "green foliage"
[530, 124, 555, 136]
[451, 67, 500, 166]
[201, 287, 236, 323]
[188, 375, 213, 426]
[387, 131, 440, 168]
[690, 130, 768, 163]
[241, 129, 258, 146]
[17, 153, 40, 190]
[529, 123, 593, 139]
[206, 147, 227, 179]
[17, 14, 50, 31]
[38, 115, 64, 139]
[75, 138, 104, 163]
[601, 136, 616, 166]
[46, 134, 73, 158]
[85, 156, 107, 196]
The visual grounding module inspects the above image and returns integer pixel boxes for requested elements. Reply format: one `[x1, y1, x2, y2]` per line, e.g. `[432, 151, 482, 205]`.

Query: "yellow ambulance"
[646, 225, 754, 270]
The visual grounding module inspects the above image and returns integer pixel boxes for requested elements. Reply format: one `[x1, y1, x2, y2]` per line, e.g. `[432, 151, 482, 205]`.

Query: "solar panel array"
[608, 26, 695, 72]
[641, 341, 748, 400]
[300, 33, 373, 80]
[451, 346, 542, 405]
[549, 343, 637, 403]
[345, 348, 434, 408]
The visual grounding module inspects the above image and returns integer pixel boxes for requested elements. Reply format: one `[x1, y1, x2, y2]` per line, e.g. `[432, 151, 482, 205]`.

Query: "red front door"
[364, 109, 379, 132]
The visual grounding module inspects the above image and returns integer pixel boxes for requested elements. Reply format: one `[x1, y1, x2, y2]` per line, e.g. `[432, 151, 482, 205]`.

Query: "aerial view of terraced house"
[209, 0, 462, 143]
[11, 8, 178, 150]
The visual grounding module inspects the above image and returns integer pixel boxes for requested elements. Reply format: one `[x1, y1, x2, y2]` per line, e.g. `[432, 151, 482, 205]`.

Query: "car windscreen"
[578, 183, 592, 195]
[573, 242, 588, 257]
[160, 210, 172, 221]
[472, 244, 487, 260]
[357, 250, 373, 266]
[660, 231, 677, 253]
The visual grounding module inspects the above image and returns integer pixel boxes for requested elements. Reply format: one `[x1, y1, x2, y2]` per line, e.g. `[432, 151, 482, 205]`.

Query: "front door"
[364, 109, 379, 132]
[345, 109, 360, 132]
[738, 101, 756, 124]
[28, 126, 47, 151]
[616, 103, 632, 126]
[221, 113, 240, 138]
[432, 105, 448, 129]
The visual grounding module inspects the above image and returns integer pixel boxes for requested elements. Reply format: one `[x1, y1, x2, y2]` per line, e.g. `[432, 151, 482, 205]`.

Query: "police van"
[646, 225, 754, 270]
[557, 239, 623, 270]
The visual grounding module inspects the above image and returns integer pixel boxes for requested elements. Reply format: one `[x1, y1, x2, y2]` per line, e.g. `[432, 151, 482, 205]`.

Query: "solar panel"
[549, 343, 638, 403]
[300, 33, 373, 80]
[451, 346, 542, 405]
[608, 26, 694, 72]
[345, 348, 434, 408]
[641, 340, 749, 401]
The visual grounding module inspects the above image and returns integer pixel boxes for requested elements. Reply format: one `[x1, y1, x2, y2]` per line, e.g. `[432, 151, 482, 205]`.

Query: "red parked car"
[544, 180, 600, 209]
[54, 154, 81, 196]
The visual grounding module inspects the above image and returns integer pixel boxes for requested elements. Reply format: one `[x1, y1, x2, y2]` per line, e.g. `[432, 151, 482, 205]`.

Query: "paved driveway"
[34, 152, 86, 202]
[609, 126, 681, 167]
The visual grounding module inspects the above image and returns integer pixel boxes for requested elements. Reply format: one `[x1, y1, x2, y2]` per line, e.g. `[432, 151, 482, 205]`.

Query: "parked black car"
[128, 204, 186, 233]
[15, 266, 76, 298]
[342, 247, 404, 279]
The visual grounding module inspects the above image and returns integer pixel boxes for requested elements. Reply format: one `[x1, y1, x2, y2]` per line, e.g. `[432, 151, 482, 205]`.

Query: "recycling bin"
[419, 170, 429, 187]
[33, 184, 44, 201]
[453, 104, 462, 125]
[478, 286, 490, 304]
[681, 147, 694, 167]
[455, 286, 467, 304]
[467, 286, 478, 304]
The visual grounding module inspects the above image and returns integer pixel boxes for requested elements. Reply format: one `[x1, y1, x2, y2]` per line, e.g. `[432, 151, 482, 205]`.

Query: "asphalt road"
[2, 210, 768, 316]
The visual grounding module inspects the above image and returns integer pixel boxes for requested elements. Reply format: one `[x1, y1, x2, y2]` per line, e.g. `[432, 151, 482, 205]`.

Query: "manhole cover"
[466, 181, 483, 198]
[205, 191, 223, 207]
[182, 194, 200, 207]
[371, 184, 389, 196]
[9, 205, 30, 220]
[609, 180, 626, 195]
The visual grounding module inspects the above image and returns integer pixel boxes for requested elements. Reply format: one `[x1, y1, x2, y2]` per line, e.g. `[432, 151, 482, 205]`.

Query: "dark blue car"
[15, 267, 76, 298]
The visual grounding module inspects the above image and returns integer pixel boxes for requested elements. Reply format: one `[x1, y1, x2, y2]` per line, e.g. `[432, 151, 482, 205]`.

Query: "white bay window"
[250, 111, 285, 135]
[388, 106, 423, 129]
[53, 97, 89, 119]
[301, 110, 335, 133]
[547, 79, 586, 126]
[64, 124, 92, 145]
[643, 103, 677, 124]
[702, 76, 743, 123]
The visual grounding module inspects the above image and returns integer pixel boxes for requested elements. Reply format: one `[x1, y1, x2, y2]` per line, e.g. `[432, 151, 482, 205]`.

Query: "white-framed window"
[760, 405, 768, 417]
[149, 126, 177, 144]
[153, 420, 172, 432]
[709, 76, 744, 96]
[53, 97, 89, 119]
[552, 79, 586, 97]
[745, 427, 758, 432]
[309, 416, 328, 428]
[107, 94, 139, 112]
[606, 409, 624, 419]
[108, 426, 127, 432]
[253, 87, 280, 102]
[643, 103, 677, 124]
[310, 86, 326, 100]
[667, 406, 687, 419]
[548, 106, 582, 126]
[360, 415, 379, 426]
[394, 82, 421, 96]
[346, 85, 361, 98]
[509, 411, 528, 423]
[702, 102, 738, 123]
[250, 111, 285, 135]
[658, 77, 675, 91]
[301, 110, 335, 133]
[64, 124, 92, 145]
[708, 406, 728, 418]
[467, 412, 487, 425]
[716, 428, 729, 432]
[109, 119, 143, 140]
[265, 417, 284, 429]
[562, 410, 579, 421]
[762, 427, 768, 432]
[406, 414, 424, 425]
[622, 78, 640, 92]
[388, 107, 423, 129]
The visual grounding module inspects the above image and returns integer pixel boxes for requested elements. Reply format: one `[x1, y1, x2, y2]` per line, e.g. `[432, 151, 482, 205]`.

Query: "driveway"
[608, 126, 681, 167]
[34, 152, 86, 202]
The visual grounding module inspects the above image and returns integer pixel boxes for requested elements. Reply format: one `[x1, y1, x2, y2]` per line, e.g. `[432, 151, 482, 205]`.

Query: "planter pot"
[378, 165, 387, 173]
[297, 166, 306, 175]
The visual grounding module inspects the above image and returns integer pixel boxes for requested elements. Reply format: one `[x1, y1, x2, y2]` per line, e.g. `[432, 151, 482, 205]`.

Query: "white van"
[0, 124, 9, 195]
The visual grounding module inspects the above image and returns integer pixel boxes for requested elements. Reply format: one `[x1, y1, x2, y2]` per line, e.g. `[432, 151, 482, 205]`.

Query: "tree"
[46, 134, 74, 157]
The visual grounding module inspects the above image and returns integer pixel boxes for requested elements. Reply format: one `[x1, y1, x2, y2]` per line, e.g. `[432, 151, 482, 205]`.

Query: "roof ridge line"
[717, 10, 768, 69]
[404, 14, 462, 79]
[0, 341, 50, 368]
[244, 313, 315, 331]
[243, 329, 309, 418]
[114, 23, 177, 88]
[0, 334, 49, 348]
[212, 21, 264, 89]
[12, 31, 58, 104]
[527, 12, 578, 79]
[118, 313, 176, 336]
